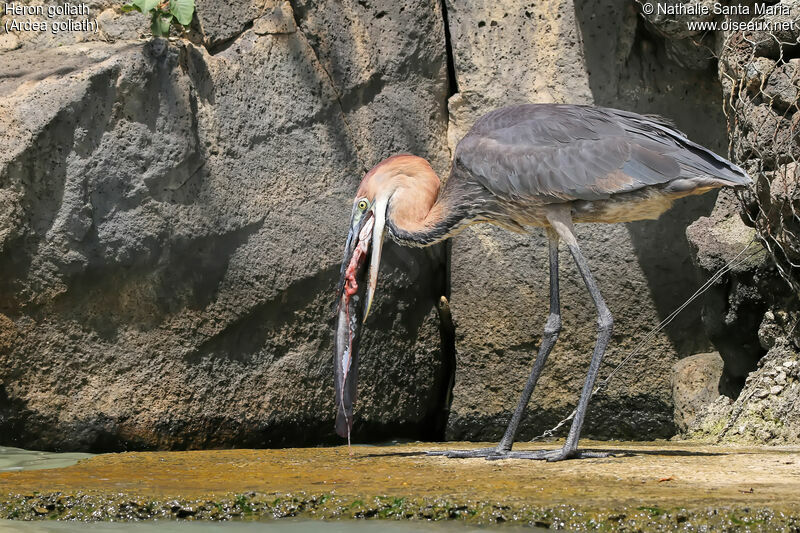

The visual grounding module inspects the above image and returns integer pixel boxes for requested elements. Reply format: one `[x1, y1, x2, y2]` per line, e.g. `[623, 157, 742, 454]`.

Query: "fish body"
[334, 216, 374, 442]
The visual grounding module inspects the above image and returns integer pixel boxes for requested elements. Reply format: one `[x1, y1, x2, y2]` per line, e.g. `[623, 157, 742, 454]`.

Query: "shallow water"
[0, 447, 94, 473]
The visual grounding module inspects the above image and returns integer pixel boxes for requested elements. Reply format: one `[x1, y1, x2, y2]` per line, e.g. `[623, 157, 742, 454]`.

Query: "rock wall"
[672, 351, 727, 432]
[0, 0, 451, 451]
[0, 0, 738, 451]
[682, 0, 800, 443]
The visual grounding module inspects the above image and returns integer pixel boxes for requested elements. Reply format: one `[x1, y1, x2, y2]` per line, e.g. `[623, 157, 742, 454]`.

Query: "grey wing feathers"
[455, 104, 751, 203]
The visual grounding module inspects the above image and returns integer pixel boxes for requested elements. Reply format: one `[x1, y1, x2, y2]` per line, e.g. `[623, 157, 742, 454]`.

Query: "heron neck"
[387, 181, 475, 247]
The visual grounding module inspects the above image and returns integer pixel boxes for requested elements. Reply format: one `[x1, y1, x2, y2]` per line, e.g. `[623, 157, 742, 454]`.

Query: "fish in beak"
[333, 197, 388, 443]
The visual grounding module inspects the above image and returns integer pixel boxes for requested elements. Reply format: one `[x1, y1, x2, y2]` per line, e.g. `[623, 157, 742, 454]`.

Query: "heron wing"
[455, 104, 747, 203]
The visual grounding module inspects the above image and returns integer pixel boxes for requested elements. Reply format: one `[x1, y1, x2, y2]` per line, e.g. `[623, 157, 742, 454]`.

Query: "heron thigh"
[542, 204, 578, 245]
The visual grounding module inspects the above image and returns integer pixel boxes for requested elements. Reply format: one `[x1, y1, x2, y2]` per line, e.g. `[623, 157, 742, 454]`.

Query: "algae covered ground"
[0, 441, 799, 530]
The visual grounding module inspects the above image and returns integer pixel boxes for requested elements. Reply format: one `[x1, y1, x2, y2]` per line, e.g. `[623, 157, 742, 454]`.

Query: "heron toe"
[485, 448, 613, 462]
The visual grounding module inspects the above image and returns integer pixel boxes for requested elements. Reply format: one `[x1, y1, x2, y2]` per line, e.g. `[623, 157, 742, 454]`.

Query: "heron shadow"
[583, 448, 726, 458]
[356, 451, 430, 459]
[356, 448, 726, 459]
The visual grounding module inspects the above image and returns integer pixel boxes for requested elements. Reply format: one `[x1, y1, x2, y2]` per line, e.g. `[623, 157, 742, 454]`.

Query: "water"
[0, 448, 93, 473]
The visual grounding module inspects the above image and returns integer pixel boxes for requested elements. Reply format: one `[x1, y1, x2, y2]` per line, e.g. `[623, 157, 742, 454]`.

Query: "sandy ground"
[1, 441, 799, 528]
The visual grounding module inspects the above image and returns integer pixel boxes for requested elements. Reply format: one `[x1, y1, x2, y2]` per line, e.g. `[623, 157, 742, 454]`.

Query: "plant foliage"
[122, 0, 195, 37]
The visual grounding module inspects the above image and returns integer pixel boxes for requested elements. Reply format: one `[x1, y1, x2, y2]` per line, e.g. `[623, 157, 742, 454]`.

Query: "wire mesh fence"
[718, 10, 800, 298]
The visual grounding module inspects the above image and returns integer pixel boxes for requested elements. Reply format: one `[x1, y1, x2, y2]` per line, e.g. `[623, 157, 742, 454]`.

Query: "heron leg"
[493, 212, 613, 462]
[492, 229, 561, 453]
[428, 229, 562, 459]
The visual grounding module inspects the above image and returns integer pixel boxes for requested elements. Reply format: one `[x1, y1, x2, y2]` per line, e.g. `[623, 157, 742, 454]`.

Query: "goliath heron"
[333, 103, 751, 461]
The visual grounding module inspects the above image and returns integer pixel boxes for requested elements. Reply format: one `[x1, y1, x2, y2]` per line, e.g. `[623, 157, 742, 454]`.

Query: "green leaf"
[121, 3, 140, 12]
[169, 0, 194, 26]
[133, 0, 160, 13]
[150, 13, 172, 36]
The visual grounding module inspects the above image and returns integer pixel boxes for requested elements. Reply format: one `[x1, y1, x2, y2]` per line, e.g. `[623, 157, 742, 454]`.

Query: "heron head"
[337, 154, 440, 320]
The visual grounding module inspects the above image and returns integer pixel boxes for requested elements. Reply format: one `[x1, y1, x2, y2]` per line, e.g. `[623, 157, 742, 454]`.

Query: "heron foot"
[426, 447, 501, 458]
[486, 447, 612, 462]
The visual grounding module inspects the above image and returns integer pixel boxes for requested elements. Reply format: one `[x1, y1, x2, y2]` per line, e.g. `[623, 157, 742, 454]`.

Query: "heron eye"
[357, 200, 368, 211]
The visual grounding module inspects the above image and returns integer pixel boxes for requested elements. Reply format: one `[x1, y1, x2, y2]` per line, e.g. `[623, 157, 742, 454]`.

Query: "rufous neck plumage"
[357, 154, 460, 246]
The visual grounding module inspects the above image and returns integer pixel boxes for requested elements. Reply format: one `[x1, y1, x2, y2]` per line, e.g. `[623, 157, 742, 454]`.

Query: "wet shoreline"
[0, 441, 798, 530]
